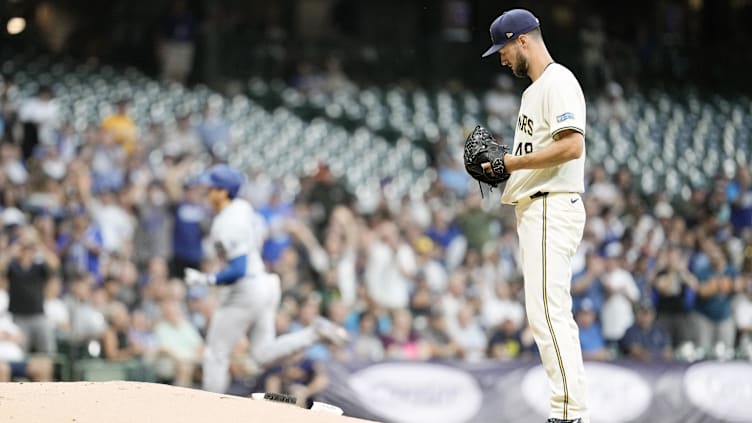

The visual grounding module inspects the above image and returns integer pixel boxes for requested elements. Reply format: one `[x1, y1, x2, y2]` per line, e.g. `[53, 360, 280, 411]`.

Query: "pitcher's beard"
[513, 51, 529, 78]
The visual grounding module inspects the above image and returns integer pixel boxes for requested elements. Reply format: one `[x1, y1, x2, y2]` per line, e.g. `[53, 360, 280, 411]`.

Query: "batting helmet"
[199, 164, 244, 198]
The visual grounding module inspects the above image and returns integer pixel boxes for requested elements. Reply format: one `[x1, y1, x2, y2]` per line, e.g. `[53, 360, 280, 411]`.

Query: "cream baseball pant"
[515, 192, 589, 422]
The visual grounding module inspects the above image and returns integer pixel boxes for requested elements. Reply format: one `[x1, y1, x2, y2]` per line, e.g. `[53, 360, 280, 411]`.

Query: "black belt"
[530, 191, 549, 200]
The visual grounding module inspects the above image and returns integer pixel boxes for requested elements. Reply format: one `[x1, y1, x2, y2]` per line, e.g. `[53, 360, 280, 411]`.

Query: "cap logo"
[506, 32, 513, 38]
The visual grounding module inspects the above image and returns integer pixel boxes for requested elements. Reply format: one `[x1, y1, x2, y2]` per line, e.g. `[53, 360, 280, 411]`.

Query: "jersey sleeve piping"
[552, 126, 585, 138]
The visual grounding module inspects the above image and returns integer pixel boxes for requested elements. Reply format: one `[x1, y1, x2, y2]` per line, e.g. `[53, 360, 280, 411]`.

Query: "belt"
[512, 191, 550, 205]
[530, 191, 549, 200]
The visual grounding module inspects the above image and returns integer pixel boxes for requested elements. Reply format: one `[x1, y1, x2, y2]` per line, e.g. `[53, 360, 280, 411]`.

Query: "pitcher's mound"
[0, 381, 375, 423]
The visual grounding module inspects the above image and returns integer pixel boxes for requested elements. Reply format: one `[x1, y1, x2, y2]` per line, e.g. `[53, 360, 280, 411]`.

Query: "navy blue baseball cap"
[481, 9, 540, 58]
[199, 164, 244, 198]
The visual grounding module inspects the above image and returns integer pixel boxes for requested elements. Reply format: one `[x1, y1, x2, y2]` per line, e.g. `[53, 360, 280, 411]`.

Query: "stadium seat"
[76, 359, 127, 381]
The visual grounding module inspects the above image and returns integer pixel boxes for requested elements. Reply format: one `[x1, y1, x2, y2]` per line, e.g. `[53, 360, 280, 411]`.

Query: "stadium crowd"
[0, 74, 751, 404]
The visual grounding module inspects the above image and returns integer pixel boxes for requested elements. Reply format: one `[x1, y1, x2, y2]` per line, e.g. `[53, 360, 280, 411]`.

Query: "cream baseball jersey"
[501, 63, 587, 204]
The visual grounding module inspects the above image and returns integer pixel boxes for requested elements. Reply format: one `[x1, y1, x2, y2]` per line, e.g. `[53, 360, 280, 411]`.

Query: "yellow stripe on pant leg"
[542, 195, 569, 419]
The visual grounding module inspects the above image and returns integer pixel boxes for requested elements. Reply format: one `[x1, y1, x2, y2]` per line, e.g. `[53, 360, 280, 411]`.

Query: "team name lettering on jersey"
[517, 113, 534, 136]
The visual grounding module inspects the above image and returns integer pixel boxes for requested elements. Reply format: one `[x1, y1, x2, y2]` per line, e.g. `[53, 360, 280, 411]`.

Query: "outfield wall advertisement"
[321, 360, 752, 423]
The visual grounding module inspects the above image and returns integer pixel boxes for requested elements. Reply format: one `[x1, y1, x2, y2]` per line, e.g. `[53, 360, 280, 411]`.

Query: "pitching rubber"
[252, 391, 345, 416]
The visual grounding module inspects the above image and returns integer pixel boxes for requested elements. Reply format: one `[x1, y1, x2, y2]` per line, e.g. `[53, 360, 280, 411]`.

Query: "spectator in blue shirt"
[259, 190, 295, 264]
[575, 298, 610, 361]
[690, 244, 738, 352]
[571, 252, 606, 315]
[57, 208, 104, 282]
[165, 169, 208, 278]
[620, 300, 673, 362]
[727, 165, 752, 235]
[425, 209, 462, 250]
[196, 99, 231, 159]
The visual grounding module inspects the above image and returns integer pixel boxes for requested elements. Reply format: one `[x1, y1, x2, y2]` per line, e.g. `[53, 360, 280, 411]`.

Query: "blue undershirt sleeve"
[213, 255, 247, 285]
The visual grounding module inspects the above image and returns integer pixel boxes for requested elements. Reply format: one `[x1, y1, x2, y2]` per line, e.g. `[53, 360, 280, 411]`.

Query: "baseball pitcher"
[185, 164, 347, 393]
[466, 9, 590, 423]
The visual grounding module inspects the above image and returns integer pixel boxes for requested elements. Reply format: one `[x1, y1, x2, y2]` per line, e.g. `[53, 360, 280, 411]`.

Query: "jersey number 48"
[514, 142, 533, 156]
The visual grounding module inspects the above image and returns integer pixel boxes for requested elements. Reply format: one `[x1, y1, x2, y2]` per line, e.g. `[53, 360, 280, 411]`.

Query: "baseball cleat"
[314, 317, 349, 347]
[546, 419, 582, 423]
[310, 401, 344, 415]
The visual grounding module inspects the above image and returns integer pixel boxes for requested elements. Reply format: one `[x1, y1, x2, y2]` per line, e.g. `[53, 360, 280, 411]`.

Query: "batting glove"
[184, 268, 216, 286]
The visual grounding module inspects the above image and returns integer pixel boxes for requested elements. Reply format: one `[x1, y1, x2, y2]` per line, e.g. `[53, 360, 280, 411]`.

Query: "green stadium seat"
[76, 359, 127, 381]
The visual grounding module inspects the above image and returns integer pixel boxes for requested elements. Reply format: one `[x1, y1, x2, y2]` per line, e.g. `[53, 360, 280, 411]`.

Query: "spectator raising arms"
[651, 246, 698, 347]
[690, 245, 738, 353]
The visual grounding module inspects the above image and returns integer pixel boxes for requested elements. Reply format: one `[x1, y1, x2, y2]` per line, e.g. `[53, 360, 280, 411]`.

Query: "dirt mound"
[0, 381, 375, 423]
